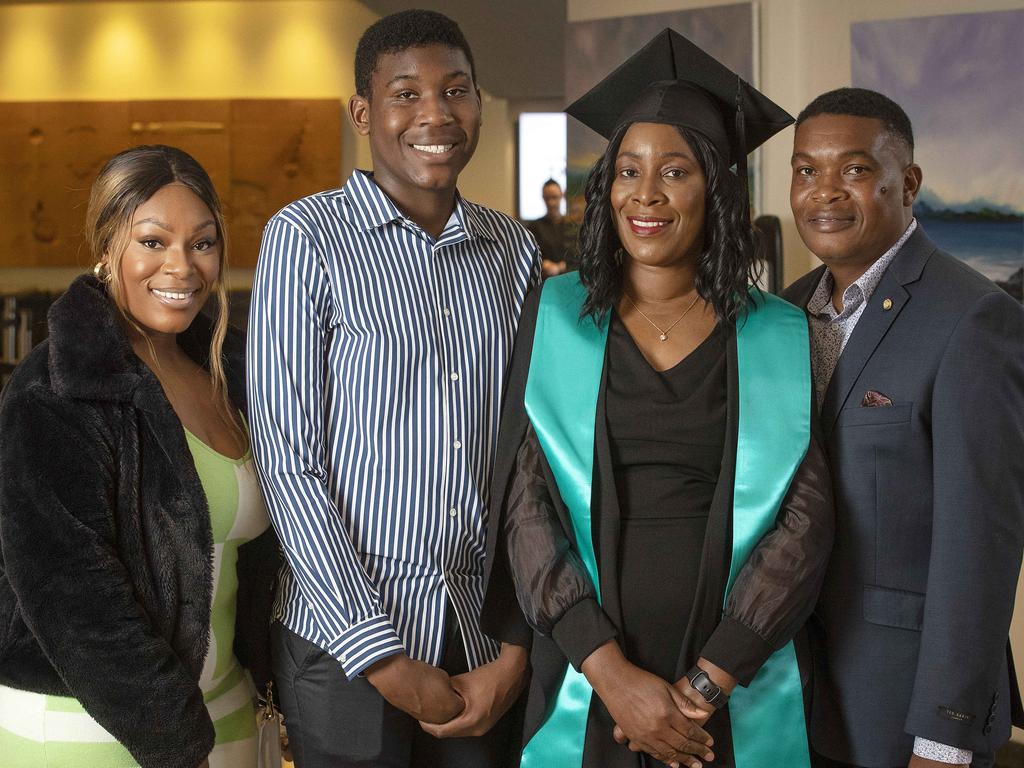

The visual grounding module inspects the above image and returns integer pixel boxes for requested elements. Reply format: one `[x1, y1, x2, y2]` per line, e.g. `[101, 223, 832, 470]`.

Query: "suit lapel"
[820, 227, 937, 436]
[820, 277, 909, 434]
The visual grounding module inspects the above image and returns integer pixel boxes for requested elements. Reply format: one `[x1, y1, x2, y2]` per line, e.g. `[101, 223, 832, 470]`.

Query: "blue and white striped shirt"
[247, 170, 539, 679]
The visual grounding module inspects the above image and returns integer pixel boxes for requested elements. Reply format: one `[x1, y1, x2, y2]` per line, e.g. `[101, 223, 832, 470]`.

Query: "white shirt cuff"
[913, 735, 972, 764]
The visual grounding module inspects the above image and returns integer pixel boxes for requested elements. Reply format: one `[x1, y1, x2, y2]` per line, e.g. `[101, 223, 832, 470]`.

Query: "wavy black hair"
[577, 122, 763, 324]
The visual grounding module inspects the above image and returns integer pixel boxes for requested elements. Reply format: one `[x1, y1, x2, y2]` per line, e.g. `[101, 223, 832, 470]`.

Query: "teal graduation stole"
[521, 273, 812, 768]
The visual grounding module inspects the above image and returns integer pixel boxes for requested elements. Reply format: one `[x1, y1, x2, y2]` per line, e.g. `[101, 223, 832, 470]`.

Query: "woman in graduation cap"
[479, 30, 834, 768]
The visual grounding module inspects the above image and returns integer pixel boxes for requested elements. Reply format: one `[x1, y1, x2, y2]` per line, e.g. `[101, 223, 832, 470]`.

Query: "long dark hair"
[577, 122, 763, 324]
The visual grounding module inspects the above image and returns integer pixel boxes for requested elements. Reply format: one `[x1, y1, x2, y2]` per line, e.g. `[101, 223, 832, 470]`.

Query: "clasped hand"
[419, 643, 528, 738]
[366, 644, 527, 738]
[583, 642, 716, 768]
[365, 654, 465, 724]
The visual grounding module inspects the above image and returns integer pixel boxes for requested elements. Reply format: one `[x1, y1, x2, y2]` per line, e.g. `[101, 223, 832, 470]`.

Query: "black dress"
[607, 315, 726, 683]
[480, 287, 835, 768]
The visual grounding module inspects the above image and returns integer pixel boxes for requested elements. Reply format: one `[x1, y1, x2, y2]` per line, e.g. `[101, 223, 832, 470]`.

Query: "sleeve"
[0, 390, 214, 768]
[912, 737, 971, 764]
[504, 423, 619, 671]
[246, 217, 404, 679]
[700, 431, 835, 685]
[904, 290, 1024, 752]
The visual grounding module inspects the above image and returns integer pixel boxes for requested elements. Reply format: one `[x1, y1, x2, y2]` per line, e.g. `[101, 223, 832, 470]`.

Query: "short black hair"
[355, 9, 476, 98]
[796, 87, 914, 156]
[543, 178, 561, 189]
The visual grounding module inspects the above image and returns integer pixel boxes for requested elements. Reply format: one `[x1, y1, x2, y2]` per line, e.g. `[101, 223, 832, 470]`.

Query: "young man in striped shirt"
[247, 10, 538, 768]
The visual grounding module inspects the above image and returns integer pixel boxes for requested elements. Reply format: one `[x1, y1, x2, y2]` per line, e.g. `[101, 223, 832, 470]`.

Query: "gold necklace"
[624, 291, 701, 342]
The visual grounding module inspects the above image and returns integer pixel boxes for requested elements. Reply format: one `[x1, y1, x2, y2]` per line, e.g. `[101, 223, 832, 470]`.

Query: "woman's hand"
[673, 658, 738, 725]
[582, 641, 714, 768]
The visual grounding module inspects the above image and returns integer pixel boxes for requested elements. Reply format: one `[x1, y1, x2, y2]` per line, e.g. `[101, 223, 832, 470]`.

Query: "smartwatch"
[686, 666, 729, 709]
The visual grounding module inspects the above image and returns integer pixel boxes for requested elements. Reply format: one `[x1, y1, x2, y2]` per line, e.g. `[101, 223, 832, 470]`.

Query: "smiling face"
[349, 43, 481, 202]
[610, 122, 707, 269]
[111, 183, 221, 342]
[791, 114, 921, 275]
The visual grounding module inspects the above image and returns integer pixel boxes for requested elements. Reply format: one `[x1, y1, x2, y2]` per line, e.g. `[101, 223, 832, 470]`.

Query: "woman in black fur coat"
[0, 146, 279, 768]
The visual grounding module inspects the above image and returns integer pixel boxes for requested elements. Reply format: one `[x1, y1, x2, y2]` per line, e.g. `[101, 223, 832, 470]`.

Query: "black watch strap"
[686, 666, 729, 709]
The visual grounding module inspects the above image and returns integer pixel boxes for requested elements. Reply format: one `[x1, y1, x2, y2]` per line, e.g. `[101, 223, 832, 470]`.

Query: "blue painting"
[851, 10, 1024, 301]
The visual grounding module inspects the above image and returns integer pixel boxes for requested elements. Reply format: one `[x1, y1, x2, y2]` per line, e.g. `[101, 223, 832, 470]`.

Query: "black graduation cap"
[565, 28, 793, 171]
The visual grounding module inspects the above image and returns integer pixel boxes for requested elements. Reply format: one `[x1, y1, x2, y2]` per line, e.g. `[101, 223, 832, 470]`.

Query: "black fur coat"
[0, 275, 279, 768]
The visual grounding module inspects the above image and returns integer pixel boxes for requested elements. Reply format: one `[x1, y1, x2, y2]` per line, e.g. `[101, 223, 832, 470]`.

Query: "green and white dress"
[0, 428, 270, 768]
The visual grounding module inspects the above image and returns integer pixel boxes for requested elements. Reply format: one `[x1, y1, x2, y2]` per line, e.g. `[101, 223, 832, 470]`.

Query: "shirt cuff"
[912, 736, 972, 764]
[330, 613, 405, 679]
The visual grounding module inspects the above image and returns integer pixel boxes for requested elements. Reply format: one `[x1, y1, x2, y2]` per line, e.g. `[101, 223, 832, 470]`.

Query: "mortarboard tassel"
[734, 74, 750, 222]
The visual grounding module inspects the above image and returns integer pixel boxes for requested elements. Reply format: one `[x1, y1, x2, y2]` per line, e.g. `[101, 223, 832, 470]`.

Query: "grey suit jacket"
[782, 225, 1024, 765]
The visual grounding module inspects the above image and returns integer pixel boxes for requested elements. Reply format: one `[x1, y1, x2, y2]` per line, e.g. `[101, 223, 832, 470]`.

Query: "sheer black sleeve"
[503, 423, 619, 670]
[700, 431, 835, 685]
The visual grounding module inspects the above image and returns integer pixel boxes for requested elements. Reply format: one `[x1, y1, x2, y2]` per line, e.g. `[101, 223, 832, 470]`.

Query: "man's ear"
[348, 94, 371, 137]
[902, 163, 923, 207]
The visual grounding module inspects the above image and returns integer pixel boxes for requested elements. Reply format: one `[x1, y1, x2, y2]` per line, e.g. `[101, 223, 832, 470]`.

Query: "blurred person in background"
[526, 178, 578, 277]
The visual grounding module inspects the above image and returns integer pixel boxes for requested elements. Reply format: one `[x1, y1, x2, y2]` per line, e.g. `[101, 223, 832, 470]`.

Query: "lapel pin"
[882, 298, 893, 310]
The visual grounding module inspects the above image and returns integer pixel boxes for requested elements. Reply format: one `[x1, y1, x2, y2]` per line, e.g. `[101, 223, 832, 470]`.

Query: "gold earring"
[92, 262, 110, 282]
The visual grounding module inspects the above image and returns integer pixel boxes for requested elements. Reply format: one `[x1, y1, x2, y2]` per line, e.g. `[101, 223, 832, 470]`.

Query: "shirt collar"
[807, 219, 917, 319]
[337, 170, 497, 243]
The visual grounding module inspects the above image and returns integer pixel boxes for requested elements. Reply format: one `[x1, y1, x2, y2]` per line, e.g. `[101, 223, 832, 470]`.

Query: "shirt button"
[453, 440, 462, 450]
[442, 307, 452, 317]
[450, 372, 460, 381]
[449, 508, 458, 517]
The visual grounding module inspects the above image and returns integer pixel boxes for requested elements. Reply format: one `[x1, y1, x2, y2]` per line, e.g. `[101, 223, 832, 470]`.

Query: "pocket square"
[860, 390, 892, 407]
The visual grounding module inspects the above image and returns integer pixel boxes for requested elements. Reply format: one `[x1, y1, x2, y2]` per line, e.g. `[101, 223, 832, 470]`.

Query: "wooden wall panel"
[228, 100, 342, 268]
[0, 99, 341, 268]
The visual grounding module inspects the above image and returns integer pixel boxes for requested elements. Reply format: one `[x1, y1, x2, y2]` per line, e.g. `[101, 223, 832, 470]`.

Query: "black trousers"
[272, 613, 523, 768]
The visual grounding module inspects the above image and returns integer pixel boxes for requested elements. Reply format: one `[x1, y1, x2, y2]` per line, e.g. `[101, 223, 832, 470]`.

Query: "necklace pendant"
[659, 333, 667, 341]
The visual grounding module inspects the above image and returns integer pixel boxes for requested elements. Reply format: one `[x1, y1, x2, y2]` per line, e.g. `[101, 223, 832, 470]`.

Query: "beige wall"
[0, 0, 515, 290]
[570, 0, 1024, 742]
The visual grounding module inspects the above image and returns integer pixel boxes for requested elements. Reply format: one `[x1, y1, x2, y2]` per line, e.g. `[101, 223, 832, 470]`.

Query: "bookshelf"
[0, 292, 54, 390]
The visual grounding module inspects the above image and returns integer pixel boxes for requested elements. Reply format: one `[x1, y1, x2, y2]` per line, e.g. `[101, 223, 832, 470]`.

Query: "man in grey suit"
[782, 88, 1024, 768]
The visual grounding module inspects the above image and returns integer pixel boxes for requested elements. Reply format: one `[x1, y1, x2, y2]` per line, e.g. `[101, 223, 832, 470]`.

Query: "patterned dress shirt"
[248, 170, 539, 679]
[807, 220, 916, 406]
